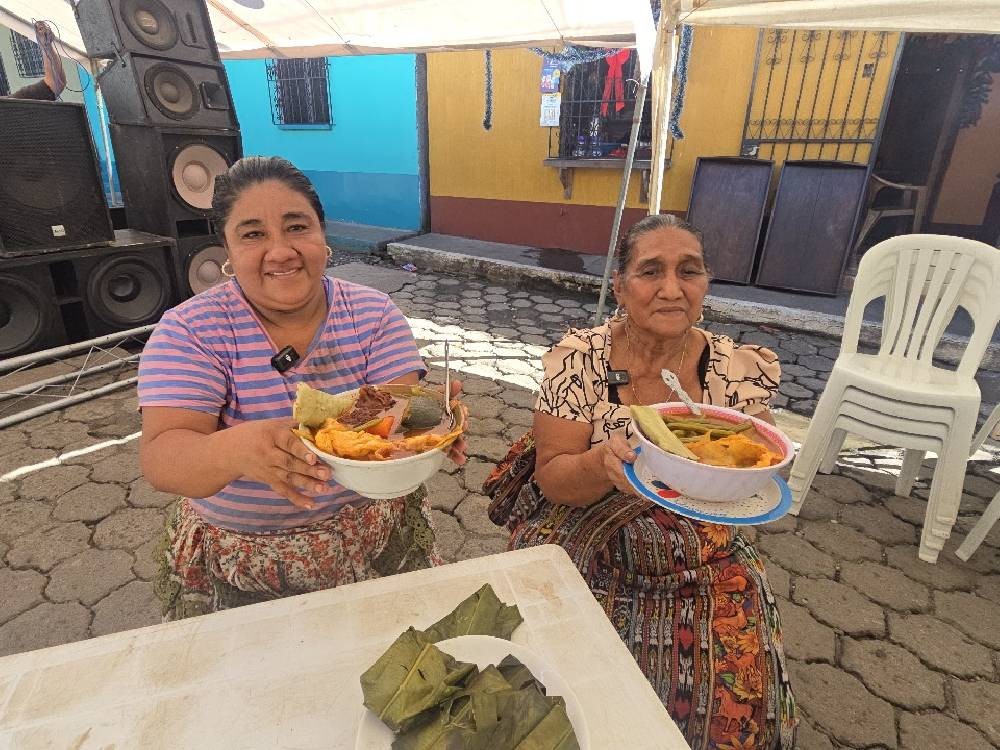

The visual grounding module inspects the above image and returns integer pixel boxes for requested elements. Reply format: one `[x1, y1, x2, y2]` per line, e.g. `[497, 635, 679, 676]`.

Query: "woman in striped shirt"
[138, 156, 461, 618]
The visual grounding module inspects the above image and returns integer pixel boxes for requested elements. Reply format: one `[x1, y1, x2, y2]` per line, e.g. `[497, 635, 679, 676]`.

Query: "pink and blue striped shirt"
[137, 275, 426, 532]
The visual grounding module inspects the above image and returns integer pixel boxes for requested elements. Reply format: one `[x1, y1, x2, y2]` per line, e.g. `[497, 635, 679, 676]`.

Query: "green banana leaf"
[361, 627, 477, 733]
[513, 697, 579, 750]
[423, 584, 524, 643]
[498, 655, 544, 693]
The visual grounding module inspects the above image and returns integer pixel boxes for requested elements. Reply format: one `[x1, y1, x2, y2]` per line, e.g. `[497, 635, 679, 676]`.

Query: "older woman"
[486, 214, 796, 749]
[139, 156, 460, 618]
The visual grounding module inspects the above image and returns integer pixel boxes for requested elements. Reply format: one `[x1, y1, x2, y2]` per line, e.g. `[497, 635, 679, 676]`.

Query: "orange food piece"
[398, 433, 449, 453]
[314, 426, 396, 460]
[365, 416, 394, 439]
[687, 433, 782, 468]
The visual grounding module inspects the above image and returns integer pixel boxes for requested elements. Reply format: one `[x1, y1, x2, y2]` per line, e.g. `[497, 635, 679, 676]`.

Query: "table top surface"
[0, 546, 685, 749]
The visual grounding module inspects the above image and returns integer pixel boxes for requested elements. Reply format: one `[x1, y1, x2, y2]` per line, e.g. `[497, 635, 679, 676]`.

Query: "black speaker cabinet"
[74, 242, 178, 337]
[175, 235, 227, 297]
[76, 0, 221, 66]
[0, 263, 68, 358]
[111, 124, 241, 237]
[0, 100, 114, 257]
[97, 54, 237, 130]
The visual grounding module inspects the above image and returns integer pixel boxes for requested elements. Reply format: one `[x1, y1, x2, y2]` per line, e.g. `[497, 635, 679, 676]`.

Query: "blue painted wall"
[225, 55, 421, 230]
[79, 66, 122, 206]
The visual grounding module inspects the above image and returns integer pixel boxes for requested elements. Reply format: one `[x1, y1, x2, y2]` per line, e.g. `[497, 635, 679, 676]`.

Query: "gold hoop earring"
[325, 245, 333, 263]
[696, 312, 705, 324]
[221, 259, 234, 278]
[612, 305, 627, 320]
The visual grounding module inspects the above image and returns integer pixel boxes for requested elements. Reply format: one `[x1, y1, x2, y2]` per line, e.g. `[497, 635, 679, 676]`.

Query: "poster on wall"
[540, 93, 561, 127]
[540, 62, 561, 93]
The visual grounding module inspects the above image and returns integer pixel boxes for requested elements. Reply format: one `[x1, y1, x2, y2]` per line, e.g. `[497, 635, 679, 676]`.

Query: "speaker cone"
[186, 243, 227, 295]
[87, 255, 170, 327]
[120, 0, 179, 51]
[144, 64, 198, 120]
[171, 143, 229, 211]
[0, 275, 48, 356]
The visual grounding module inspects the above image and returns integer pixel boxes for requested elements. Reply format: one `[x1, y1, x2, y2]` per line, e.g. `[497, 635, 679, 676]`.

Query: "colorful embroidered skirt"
[154, 488, 439, 620]
[509, 485, 797, 750]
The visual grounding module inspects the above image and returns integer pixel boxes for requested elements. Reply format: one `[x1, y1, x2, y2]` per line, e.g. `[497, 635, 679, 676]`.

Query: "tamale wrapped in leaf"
[513, 698, 579, 750]
[498, 655, 544, 693]
[423, 584, 524, 643]
[292, 383, 355, 428]
[361, 628, 477, 732]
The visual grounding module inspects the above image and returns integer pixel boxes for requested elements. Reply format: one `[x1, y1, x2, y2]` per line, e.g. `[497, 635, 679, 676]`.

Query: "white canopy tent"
[4, 0, 1000, 318]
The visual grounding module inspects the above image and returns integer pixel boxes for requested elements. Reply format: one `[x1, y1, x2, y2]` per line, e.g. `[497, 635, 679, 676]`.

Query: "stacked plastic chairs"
[788, 235, 1000, 563]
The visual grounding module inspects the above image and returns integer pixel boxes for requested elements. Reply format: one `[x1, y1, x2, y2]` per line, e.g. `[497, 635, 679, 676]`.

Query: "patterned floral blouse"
[535, 323, 781, 442]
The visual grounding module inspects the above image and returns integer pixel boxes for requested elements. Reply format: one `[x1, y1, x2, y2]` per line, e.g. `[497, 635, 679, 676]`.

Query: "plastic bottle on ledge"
[571, 135, 587, 158]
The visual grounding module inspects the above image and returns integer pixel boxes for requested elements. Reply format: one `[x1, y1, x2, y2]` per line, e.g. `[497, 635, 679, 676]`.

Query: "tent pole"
[648, 2, 681, 215]
[592, 75, 650, 326]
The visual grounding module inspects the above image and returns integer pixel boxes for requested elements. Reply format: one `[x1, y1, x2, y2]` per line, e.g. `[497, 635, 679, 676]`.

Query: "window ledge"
[278, 123, 334, 131]
[543, 157, 669, 201]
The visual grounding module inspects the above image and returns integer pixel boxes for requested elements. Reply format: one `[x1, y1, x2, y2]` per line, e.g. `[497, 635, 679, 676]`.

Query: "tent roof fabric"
[4, 0, 1000, 66]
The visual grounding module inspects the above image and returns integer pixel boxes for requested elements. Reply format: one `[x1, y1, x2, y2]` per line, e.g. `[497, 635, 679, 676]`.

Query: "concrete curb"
[387, 241, 1000, 371]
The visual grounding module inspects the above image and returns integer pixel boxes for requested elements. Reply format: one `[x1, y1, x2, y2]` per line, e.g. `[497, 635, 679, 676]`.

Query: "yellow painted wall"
[428, 27, 899, 215]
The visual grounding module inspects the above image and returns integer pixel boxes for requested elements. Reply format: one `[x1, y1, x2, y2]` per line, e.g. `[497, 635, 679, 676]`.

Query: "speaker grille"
[86, 253, 171, 327]
[0, 274, 51, 356]
[186, 242, 227, 295]
[144, 63, 199, 120]
[170, 142, 229, 210]
[0, 101, 113, 254]
[120, 0, 179, 50]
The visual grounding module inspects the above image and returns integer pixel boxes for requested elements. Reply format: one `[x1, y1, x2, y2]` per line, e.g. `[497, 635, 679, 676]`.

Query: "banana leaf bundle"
[360, 584, 579, 750]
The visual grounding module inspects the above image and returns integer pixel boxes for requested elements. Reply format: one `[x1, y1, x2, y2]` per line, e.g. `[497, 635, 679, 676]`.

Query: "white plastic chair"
[892, 403, 1000, 561]
[788, 235, 1000, 563]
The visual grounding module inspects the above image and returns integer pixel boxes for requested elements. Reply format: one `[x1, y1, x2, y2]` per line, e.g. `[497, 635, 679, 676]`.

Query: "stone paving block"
[841, 637, 945, 709]
[0, 568, 46, 625]
[963, 473, 1000, 499]
[943, 534, 1000, 575]
[463, 436, 508, 464]
[787, 661, 896, 749]
[468, 417, 505, 437]
[460, 459, 494, 495]
[0, 500, 53, 545]
[46, 548, 135, 606]
[899, 711, 994, 750]
[0, 428, 28, 459]
[884, 495, 928, 526]
[90, 410, 142, 439]
[838, 504, 917, 545]
[132, 539, 160, 581]
[977, 575, 1000, 605]
[17, 464, 91, 502]
[776, 600, 836, 662]
[461, 395, 505, 420]
[458, 375, 503, 396]
[6, 522, 91, 572]
[454, 494, 501, 536]
[0, 602, 90, 657]
[953, 680, 1000, 746]
[763, 559, 791, 600]
[126, 478, 175, 509]
[62, 399, 118, 423]
[757, 533, 836, 578]
[93, 508, 165, 551]
[457, 534, 508, 562]
[793, 716, 834, 750]
[26, 421, 96, 452]
[934, 591, 1000, 649]
[797, 355, 835, 372]
[0, 447, 56, 474]
[809, 474, 871, 504]
[887, 613, 995, 678]
[953, 514, 1000, 550]
[884, 545, 977, 592]
[89, 451, 143, 484]
[91, 580, 160, 637]
[793, 578, 885, 636]
[425, 472, 466, 513]
[496, 389, 537, 410]
[778, 381, 813, 399]
[801, 520, 883, 561]
[757, 514, 797, 534]
[796, 493, 840, 522]
[0, 480, 16, 504]
[838, 466, 898, 493]
[427, 509, 464, 563]
[840, 561, 930, 612]
[53, 482, 127, 523]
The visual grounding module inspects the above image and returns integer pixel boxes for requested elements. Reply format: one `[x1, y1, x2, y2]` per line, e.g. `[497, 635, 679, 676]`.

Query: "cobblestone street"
[1, 263, 999, 749]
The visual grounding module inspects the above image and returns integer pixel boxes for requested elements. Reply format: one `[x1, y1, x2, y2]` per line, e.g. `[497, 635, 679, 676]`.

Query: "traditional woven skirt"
[509, 484, 796, 750]
[154, 488, 439, 620]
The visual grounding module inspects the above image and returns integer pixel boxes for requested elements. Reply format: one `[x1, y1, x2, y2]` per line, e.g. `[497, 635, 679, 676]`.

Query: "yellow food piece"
[398, 433, 449, 453]
[314, 425, 396, 460]
[630, 405, 698, 460]
[293, 383, 356, 428]
[687, 434, 783, 468]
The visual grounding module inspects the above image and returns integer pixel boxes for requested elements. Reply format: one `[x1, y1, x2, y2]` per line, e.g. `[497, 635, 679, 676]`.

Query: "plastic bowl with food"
[295, 383, 466, 500]
[631, 402, 794, 502]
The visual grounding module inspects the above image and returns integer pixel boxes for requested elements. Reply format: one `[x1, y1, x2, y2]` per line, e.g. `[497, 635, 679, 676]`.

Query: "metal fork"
[444, 340, 453, 418]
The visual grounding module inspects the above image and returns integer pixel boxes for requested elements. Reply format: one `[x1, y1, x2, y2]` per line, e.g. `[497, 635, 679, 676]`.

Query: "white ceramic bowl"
[300, 385, 465, 500]
[632, 402, 794, 502]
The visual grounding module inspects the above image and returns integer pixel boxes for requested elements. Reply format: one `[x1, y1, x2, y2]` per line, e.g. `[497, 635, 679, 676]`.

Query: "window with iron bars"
[549, 50, 653, 160]
[9, 30, 44, 78]
[0, 55, 9, 96]
[266, 58, 332, 127]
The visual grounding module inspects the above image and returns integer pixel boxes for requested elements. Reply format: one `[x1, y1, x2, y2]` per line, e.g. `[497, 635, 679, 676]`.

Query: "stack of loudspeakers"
[0, 98, 179, 358]
[76, 0, 241, 299]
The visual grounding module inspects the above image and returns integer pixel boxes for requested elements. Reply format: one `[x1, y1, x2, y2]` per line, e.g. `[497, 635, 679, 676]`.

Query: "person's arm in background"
[35, 21, 66, 98]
